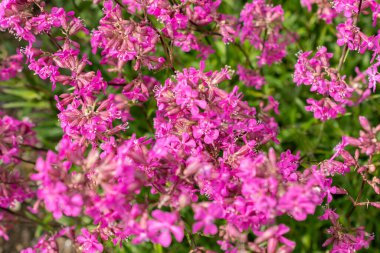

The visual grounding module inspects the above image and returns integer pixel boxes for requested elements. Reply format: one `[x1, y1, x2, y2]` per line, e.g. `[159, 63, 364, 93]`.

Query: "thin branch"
[346, 179, 366, 221]
[234, 43, 254, 69]
[12, 156, 35, 165]
[114, 0, 129, 12]
[0, 207, 61, 230]
[46, 33, 62, 51]
[147, 17, 175, 72]
[21, 144, 48, 152]
[337, 45, 349, 73]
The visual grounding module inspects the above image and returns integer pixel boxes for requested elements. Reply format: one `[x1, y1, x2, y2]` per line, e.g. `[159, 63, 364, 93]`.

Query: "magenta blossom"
[77, 228, 104, 253]
[147, 210, 184, 247]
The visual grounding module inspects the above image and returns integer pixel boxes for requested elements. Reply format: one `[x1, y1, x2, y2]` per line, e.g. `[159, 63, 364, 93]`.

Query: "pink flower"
[343, 116, 380, 155]
[31, 151, 84, 219]
[253, 224, 295, 253]
[0, 52, 23, 81]
[319, 208, 339, 222]
[237, 65, 265, 89]
[366, 62, 380, 92]
[239, 0, 289, 65]
[301, 0, 337, 23]
[277, 150, 300, 182]
[0, 113, 37, 164]
[0, 221, 9, 241]
[192, 118, 220, 144]
[77, 229, 104, 253]
[278, 185, 321, 221]
[192, 203, 224, 235]
[334, 0, 359, 18]
[147, 210, 184, 247]
[305, 98, 346, 121]
[176, 86, 207, 116]
[322, 225, 374, 252]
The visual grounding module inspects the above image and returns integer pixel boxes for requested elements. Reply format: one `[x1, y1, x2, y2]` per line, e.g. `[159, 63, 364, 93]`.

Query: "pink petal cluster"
[56, 95, 129, 146]
[298, 0, 380, 120]
[344, 116, 380, 155]
[301, 0, 338, 23]
[237, 65, 265, 89]
[0, 0, 379, 252]
[0, 112, 37, 164]
[318, 116, 380, 224]
[122, 75, 161, 102]
[21, 228, 74, 253]
[77, 228, 104, 253]
[294, 46, 355, 120]
[91, 1, 164, 71]
[21, 65, 337, 252]
[31, 151, 84, 219]
[320, 209, 374, 252]
[239, 0, 291, 66]
[0, 167, 32, 209]
[0, 52, 23, 81]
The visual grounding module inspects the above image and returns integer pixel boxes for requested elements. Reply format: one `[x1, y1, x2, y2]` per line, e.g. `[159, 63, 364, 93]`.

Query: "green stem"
[234, 43, 254, 69]
[337, 0, 363, 72]
[346, 179, 365, 222]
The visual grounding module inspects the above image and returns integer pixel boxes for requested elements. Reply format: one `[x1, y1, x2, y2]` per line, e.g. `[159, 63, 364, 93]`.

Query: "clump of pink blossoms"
[296, 0, 380, 120]
[0, 0, 379, 252]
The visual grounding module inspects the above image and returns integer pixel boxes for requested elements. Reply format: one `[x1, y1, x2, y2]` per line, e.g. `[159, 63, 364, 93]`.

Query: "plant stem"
[234, 43, 254, 69]
[346, 179, 365, 221]
[12, 156, 35, 165]
[21, 144, 48, 152]
[337, 0, 363, 72]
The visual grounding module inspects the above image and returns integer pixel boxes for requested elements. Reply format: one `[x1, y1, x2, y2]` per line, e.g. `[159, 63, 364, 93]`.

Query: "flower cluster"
[294, 46, 355, 120]
[0, 113, 37, 240]
[301, 0, 338, 23]
[237, 64, 265, 89]
[0, 0, 131, 147]
[0, 0, 379, 252]
[319, 209, 374, 252]
[21, 228, 75, 253]
[296, 0, 380, 120]
[91, 1, 164, 72]
[0, 52, 23, 81]
[327, 116, 380, 194]
[239, 0, 291, 66]
[31, 150, 84, 219]
[314, 116, 380, 251]
[47, 65, 336, 252]
[93, 0, 238, 70]
[0, 112, 37, 164]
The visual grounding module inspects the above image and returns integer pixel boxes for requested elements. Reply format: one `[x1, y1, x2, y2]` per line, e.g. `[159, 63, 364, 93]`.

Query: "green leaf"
[3, 88, 42, 100]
